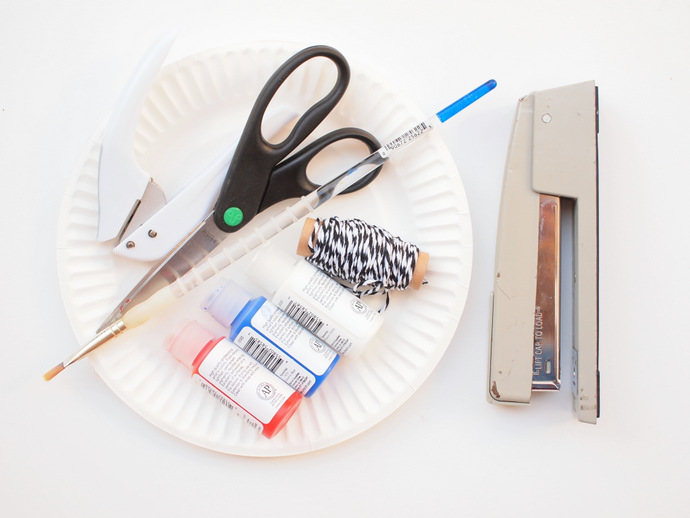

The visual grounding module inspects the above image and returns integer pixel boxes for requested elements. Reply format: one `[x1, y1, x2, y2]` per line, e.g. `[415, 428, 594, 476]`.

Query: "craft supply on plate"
[247, 245, 383, 358]
[43, 73, 496, 381]
[297, 216, 429, 302]
[96, 32, 176, 243]
[167, 320, 302, 438]
[204, 280, 339, 396]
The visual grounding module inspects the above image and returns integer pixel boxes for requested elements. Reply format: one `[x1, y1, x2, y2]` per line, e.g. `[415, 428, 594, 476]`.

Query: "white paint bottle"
[247, 246, 383, 358]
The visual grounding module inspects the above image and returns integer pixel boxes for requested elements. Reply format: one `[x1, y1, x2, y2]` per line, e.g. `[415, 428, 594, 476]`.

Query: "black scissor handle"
[213, 45, 350, 233]
[258, 127, 383, 212]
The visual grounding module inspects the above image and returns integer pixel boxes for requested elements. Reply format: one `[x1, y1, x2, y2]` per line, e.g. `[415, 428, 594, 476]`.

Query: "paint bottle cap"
[166, 320, 215, 370]
[247, 245, 295, 296]
[203, 280, 252, 328]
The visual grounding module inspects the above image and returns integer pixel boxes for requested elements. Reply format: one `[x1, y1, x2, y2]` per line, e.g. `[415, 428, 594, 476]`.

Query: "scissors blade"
[97, 213, 227, 332]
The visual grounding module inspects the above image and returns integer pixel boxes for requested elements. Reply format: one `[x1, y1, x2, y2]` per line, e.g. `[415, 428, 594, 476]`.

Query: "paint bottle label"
[272, 261, 382, 357]
[250, 301, 338, 375]
[195, 379, 264, 434]
[195, 338, 293, 427]
[234, 326, 316, 395]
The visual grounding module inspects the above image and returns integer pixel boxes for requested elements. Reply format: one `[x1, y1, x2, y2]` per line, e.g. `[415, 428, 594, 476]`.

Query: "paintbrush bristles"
[43, 363, 64, 381]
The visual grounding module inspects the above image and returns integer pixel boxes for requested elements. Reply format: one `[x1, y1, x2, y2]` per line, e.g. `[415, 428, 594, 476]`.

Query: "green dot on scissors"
[223, 207, 244, 227]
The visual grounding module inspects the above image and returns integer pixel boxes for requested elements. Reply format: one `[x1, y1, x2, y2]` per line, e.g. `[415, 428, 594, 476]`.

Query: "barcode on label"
[383, 122, 429, 153]
[242, 336, 284, 373]
[284, 301, 324, 335]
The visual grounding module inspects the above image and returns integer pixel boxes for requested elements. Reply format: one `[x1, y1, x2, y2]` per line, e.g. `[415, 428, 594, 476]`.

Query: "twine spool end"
[411, 251, 429, 289]
[296, 218, 317, 257]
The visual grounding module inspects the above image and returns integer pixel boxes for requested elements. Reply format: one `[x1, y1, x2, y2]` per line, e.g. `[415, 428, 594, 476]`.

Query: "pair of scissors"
[97, 45, 383, 331]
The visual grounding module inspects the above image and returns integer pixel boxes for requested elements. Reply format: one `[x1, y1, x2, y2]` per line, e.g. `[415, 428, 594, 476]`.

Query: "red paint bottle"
[167, 320, 302, 439]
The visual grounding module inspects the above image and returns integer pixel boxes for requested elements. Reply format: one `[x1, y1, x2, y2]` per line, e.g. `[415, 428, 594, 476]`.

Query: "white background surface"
[2, 1, 688, 516]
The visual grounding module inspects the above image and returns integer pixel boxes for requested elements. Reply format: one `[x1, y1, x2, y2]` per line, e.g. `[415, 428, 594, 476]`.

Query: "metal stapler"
[488, 81, 600, 423]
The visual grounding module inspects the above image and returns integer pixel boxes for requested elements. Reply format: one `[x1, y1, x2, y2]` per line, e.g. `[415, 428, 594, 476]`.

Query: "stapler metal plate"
[488, 81, 600, 423]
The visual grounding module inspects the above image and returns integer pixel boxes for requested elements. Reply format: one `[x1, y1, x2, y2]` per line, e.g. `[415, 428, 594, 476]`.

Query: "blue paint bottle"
[204, 281, 339, 397]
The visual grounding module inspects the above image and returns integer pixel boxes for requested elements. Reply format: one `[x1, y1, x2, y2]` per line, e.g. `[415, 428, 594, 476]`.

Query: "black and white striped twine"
[305, 216, 422, 308]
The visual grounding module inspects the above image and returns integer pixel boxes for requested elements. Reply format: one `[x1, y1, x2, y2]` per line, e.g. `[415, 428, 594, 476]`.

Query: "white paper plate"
[56, 42, 472, 456]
